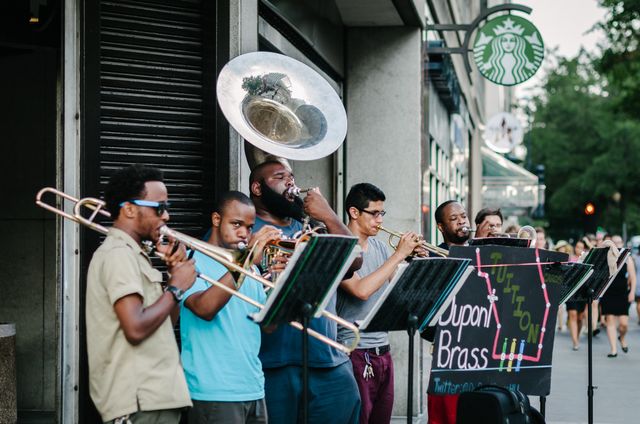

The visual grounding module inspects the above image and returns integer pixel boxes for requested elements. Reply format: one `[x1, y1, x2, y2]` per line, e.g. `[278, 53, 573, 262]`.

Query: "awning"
[481, 146, 540, 215]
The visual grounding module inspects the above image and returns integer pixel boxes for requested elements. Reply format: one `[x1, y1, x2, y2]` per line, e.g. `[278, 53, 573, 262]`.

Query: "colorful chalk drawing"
[428, 245, 567, 396]
[475, 248, 550, 368]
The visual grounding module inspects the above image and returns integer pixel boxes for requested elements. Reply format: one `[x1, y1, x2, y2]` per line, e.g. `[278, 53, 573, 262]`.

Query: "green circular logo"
[473, 15, 544, 86]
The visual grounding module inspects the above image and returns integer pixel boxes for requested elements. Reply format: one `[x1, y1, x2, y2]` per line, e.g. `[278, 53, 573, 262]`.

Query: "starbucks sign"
[473, 15, 544, 86]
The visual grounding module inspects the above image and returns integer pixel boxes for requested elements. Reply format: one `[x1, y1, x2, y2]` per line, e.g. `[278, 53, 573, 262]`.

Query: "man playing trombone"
[249, 158, 361, 424]
[337, 183, 422, 423]
[179, 191, 282, 424]
[86, 165, 196, 424]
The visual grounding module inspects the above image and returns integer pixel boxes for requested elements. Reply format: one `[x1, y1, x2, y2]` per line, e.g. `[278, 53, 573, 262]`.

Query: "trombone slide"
[36, 187, 360, 353]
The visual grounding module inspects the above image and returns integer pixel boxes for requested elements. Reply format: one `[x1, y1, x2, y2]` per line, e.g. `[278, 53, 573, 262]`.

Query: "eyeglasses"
[121, 199, 170, 216]
[360, 209, 386, 218]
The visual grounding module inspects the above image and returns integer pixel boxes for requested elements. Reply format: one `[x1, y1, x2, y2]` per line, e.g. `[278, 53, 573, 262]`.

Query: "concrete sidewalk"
[531, 305, 640, 424]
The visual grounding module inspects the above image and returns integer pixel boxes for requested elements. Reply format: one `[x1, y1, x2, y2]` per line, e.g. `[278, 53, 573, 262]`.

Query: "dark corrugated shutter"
[96, 0, 214, 234]
[80, 1, 224, 421]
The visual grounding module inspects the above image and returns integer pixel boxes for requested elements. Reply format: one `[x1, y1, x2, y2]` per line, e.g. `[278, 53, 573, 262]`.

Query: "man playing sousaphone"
[249, 157, 362, 424]
[216, 51, 362, 423]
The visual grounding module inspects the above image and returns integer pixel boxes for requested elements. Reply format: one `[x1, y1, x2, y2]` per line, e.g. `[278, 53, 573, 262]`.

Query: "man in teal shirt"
[180, 191, 281, 423]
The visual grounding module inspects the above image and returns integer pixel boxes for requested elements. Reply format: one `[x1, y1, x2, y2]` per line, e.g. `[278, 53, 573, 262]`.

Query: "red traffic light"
[584, 202, 595, 215]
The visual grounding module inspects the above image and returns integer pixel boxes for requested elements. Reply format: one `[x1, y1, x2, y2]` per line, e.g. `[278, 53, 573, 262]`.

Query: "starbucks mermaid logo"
[473, 15, 544, 86]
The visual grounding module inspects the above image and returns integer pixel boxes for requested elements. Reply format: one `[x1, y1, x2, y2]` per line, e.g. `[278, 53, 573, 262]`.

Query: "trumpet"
[376, 225, 449, 258]
[464, 225, 537, 241]
[36, 187, 360, 354]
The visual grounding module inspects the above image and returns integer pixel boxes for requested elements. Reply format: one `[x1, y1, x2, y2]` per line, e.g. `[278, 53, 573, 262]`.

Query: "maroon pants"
[350, 349, 394, 424]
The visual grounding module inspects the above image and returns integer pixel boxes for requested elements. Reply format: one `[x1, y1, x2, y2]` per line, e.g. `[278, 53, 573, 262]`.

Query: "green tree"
[598, 0, 640, 113]
[528, 51, 640, 239]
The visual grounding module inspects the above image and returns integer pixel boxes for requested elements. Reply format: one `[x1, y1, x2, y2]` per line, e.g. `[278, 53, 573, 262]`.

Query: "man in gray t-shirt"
[337, 183, 421, 424]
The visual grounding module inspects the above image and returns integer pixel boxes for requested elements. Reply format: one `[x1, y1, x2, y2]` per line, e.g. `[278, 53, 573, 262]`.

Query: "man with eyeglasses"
[86, 164, 197, 423]
[473, 207, 503, 238]
[248, 157, 362, 424]
[337, 183, 421, 424]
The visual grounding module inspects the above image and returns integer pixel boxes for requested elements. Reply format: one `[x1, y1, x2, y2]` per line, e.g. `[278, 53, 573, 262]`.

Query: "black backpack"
[456, 385, 546, 424]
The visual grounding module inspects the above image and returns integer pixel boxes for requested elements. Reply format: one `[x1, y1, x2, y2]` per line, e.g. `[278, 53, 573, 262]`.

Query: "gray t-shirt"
[337, 237, 392, 348]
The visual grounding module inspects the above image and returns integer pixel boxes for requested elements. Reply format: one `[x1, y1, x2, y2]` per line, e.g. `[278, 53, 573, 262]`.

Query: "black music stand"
[544, 262, 594, 305]
[569, 246, 631, 424]
[358, 257, 474, 424]
[251, 234, 361, 424]
[533, 260, 592, 417]
[468, 236, 532, 248]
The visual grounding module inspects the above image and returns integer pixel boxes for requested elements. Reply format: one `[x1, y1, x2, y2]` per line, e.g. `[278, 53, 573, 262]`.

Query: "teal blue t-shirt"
[180, 251, 267, 401]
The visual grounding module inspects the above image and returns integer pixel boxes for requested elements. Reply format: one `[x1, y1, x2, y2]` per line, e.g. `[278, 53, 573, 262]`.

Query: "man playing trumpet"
[473, 207, 503, 239]
[426, 200, 471, 424]
[179, 191, 282, 424]
[337, 183, 422, 423]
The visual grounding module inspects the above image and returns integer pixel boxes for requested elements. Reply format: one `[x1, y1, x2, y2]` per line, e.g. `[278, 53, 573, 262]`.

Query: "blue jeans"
[264, 361, 361, 424]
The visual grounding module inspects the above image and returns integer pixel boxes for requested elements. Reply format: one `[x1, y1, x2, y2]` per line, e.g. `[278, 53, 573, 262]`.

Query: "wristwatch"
[166, 285, 185, 303]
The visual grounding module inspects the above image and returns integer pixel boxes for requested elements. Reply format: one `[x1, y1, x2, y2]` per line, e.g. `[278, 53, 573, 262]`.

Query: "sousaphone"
[216, 52, 347, 166]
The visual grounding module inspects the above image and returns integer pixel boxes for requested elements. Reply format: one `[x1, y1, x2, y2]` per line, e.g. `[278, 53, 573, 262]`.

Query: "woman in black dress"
[600, 235, 636, 357]
[565, 239, 588, 350]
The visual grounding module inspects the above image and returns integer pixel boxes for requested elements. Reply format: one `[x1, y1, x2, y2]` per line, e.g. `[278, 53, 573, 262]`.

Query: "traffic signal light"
[584, 202, 595, 215]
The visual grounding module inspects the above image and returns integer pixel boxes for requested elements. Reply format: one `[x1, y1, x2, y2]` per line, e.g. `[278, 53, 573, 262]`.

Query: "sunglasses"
[360, 209, 386, 218]
[121, 199, 170, 216]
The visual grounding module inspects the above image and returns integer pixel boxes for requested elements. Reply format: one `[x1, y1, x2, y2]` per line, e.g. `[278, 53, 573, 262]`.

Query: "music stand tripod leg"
[586, 289, 595, 424]
[301, 303, 313, 424]
[406, 315, 418, 424]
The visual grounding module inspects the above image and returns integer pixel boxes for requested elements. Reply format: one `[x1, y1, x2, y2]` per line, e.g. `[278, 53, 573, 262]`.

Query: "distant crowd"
[549, 231, 638, 357]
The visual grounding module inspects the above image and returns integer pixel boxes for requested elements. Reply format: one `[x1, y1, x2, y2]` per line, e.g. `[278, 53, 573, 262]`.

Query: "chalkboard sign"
[428, 245, 567, 396]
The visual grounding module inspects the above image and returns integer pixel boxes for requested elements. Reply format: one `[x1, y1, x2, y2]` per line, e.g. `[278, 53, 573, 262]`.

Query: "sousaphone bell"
[216, 51, 347, 165]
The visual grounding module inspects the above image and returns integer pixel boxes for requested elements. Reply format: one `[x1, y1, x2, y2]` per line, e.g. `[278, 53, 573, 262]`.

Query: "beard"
[447, 229, 470, 245]
[260, 181, 305, 221]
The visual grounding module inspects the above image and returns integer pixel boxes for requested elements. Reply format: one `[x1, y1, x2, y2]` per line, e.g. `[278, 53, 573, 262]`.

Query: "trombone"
[36, 187, 360, 354]
[376, 225, 449, 258]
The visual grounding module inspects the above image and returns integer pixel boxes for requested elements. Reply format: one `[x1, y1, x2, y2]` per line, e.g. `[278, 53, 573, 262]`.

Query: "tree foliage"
[525, 1, 640, 239]
[598, 0, 640, 113]
[528, 48, 640, 238]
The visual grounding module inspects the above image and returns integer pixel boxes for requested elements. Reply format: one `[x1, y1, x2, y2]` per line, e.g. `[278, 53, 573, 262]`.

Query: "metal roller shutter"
[87, 0, 216, 235]
[80, 1, 224, 420]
